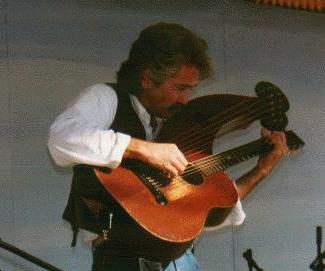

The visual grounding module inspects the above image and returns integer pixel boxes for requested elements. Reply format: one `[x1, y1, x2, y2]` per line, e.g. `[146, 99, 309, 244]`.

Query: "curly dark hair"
[116, 22, 213, 96]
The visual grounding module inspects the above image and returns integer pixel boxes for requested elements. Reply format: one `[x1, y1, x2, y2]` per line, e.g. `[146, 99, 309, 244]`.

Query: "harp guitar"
[88, 82, 302, 261]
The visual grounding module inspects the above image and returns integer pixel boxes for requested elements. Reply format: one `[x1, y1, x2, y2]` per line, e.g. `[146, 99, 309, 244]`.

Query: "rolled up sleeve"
[47, 84, 131, 168]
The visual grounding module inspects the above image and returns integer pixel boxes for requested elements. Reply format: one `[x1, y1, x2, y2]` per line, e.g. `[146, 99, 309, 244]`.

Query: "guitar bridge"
[123, 160, 168, 206]
[138, 173, 168, 206]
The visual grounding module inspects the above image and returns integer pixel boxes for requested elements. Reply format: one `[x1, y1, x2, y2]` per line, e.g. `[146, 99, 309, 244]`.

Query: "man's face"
[139, 65, 199, 118]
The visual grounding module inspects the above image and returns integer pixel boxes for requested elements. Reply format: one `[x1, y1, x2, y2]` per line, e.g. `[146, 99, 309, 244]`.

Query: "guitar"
[93, 130, 304, 260]
[85, 82, 297, 261]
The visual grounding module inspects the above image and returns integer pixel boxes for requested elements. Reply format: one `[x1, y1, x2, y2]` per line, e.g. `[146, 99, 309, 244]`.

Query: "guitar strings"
[165, 140, 266, 191]
[164, 97, 266, 151]
[169, 130, 295, 191]
[164, 91, 281, 148]
[161, 95, 286, 191]
[183, 111, 263, 162]
[163, 96, 256, 144]
[159, 102, 280, 190]
[166, 96, 276, 159]
[183, 112, 261, 157]
[178, 101, 270, 160]
[164, 109, 286, 190]
[183, 140, 264, 178]
[184, 128, 295, 178]
[128, 94, 285, 192]
[178, 99, 283, 175]
[163, 132, 265, 191]
[149, 98, 278, 191]
[165, 132, 264, 190]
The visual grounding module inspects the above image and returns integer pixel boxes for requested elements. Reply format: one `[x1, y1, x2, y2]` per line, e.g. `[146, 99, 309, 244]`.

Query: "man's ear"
[140, 70, 154, 90]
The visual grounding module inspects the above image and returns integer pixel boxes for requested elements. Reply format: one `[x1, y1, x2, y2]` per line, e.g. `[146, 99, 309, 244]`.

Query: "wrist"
[236, 166, 267, 200]
[123, 138, 148, 160]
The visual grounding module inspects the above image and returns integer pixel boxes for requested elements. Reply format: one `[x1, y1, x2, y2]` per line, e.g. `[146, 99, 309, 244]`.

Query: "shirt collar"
[129, 94, 164, 128]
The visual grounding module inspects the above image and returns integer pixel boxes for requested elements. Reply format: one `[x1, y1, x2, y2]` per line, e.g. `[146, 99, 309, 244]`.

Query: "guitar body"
[93, 148, 238, 261]
[93, 169, 237, 262]
[94, 165, 237, 242]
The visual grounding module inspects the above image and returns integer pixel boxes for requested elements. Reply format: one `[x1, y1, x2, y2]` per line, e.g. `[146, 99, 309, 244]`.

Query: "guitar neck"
[190, 130, 304, 177]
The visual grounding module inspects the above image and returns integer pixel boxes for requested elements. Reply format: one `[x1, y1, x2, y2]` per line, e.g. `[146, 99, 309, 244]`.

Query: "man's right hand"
[123, 138, 188, 178]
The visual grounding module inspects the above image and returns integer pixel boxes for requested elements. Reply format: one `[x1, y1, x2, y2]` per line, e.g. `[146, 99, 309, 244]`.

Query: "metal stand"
[243, 249, 264, 271]
[0, 238, 64, 271]
[310, 226, 325, 271]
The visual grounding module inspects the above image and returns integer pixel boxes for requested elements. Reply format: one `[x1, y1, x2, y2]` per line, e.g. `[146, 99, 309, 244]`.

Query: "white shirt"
[48, 83, 245, 231]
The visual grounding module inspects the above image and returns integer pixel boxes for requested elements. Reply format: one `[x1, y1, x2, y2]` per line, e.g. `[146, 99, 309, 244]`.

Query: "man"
[48, 23, 288, 271]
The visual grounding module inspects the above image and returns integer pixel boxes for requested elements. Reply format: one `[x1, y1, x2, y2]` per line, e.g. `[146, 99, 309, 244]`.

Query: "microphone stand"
[0, 238, 64, 271]
[310, 226, 325, 271]
[243, 249, 264, 271]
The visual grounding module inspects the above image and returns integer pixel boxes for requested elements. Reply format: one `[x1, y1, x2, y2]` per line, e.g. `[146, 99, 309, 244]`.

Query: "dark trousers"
[91, 243, 174, 271]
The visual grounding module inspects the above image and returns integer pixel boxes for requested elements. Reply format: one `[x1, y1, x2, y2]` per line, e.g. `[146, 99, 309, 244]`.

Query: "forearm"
[236, 129, 288, 200]
[235, 166, 267, 200]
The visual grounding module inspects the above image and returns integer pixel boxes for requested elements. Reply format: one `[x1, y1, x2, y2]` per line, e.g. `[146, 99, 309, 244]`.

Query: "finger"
[171, 145, 188, 166]
[171, 159, 187, 175]
[275, 132, 289, 154]
[163, 163, 178, 178]
[269, 137, 289, 157]
[263, 131, 283, 145]
[176, 152, 188, 168]
[268, 132, 286, 145]
[279, 132, 287, 145]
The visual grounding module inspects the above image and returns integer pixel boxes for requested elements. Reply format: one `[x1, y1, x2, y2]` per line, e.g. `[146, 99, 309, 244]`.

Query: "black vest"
[62, 84, 146, 246]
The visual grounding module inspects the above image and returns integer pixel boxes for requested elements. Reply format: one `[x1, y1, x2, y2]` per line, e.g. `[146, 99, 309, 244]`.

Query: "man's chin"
[162, 109, 179, 118]
[155, 106, 184, 118]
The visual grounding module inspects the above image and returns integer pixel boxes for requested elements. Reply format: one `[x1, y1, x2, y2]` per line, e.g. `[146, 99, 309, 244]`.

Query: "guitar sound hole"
[182, 164, 204, 185]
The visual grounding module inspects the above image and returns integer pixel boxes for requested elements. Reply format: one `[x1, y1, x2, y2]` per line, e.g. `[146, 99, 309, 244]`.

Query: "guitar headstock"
[255, 81, 290, 131]
[285, 130, 305, 153]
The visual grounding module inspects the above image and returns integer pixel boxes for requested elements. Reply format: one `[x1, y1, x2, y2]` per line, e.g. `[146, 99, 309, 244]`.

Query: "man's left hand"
[255, 128, 289, 178]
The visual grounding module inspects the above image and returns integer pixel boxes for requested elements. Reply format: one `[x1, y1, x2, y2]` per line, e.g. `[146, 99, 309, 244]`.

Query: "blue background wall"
[0, 1, 324, 270]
